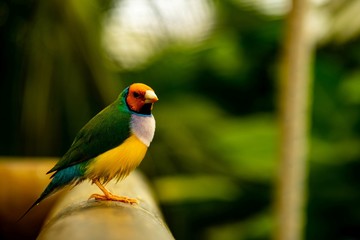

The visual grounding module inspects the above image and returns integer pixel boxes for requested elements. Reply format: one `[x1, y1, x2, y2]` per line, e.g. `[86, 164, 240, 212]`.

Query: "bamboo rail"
[0, 158, 174, 240]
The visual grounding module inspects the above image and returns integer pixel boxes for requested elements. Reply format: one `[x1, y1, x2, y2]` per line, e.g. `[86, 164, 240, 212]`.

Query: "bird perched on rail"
[20, 83, 158, 219]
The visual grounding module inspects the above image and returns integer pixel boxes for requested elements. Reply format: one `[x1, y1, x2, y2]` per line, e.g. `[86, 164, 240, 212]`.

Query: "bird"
[20, 83, 158, 219]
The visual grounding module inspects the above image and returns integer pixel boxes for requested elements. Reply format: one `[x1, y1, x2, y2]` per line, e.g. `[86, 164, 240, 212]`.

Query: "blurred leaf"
[203, 211, 272, 240]
[340, 71, 360, 105]
[154, 174, 240, 203]
[209, 114, 278, 181]
[204, 31, 244, 80]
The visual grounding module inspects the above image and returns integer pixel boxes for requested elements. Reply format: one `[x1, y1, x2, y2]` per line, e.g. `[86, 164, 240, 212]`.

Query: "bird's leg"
[89, 179, 138, 204]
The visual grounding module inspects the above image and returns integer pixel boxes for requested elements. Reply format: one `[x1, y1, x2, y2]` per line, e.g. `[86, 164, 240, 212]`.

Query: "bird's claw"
[89, 193, 138, 204]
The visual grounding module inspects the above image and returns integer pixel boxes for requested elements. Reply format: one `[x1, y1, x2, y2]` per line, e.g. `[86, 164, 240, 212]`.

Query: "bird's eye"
[133, 92, 140, 98]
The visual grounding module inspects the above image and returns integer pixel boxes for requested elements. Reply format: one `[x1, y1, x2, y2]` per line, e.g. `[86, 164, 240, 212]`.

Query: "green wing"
[48, 102, 131, 174]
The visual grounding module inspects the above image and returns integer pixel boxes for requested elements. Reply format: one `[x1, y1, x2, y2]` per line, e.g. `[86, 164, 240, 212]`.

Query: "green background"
[1, 0, 360, 239]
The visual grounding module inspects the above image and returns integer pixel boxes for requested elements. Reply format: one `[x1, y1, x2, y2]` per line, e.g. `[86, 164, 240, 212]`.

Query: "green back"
[48, 90, 132, 174]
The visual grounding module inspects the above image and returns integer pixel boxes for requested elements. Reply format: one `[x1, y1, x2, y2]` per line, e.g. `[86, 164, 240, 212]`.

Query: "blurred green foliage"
[1, 0, 360, 239]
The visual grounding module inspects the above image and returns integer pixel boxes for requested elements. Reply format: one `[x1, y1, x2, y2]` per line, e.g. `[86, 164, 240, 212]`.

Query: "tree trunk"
[275, 0, 313, 239]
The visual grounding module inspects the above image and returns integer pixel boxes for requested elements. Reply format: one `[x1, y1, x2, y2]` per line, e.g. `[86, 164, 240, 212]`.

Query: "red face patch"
[126, 83, 158, 114]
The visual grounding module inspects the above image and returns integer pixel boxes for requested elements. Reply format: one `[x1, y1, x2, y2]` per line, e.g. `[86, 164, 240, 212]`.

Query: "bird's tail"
[17, 193, 47, 222]
[17, 181, 58, 222]
[17, 164, 84, 221]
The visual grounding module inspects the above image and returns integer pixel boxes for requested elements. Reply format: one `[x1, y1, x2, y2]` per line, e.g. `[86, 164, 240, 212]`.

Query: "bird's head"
[126, 83, 158, 115]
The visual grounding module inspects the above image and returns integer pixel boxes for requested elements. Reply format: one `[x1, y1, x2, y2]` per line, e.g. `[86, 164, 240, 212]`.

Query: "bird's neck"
[130, 114, 155, 147]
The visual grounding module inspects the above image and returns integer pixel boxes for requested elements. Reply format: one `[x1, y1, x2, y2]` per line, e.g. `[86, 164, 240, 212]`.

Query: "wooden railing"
[0, 158, 174, 240]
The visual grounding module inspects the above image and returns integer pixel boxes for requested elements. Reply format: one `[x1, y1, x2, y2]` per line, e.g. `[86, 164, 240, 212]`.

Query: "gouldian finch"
[21, 83, 158, 218]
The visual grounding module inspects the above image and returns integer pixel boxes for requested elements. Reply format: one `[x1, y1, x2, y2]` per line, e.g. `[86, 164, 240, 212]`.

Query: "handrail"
[0, 158, 174, 240]
[38, 171, 174, 240]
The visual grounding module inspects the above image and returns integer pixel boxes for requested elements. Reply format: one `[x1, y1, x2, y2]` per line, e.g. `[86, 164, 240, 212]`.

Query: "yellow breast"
[85, 134, 148, 183]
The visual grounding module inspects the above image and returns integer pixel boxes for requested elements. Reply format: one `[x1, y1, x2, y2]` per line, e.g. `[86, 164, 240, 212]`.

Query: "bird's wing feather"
[47, 102, 131, 174]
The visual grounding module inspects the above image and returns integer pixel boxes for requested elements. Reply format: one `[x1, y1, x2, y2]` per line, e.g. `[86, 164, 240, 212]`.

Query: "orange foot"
[89, 193, 138, 204]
